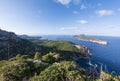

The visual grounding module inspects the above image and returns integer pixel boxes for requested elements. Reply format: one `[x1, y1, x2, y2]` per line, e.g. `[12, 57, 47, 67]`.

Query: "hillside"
[18, 35, 41, 42]
[0, 29, 91, 61]
[0, 29, 37, 60]
[35, 40, 91, 61]
[0, 54, 120, 81]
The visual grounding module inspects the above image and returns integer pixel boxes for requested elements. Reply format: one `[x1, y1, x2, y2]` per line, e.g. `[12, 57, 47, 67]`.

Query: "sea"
[41, 35, 120, 75]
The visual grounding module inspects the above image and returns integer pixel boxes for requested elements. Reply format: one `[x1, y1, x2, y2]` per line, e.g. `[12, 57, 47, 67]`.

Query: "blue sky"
[0, 0, 120, 36]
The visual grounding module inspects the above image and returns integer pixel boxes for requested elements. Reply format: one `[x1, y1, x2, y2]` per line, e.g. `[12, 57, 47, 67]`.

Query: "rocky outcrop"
[73, 44, 91, 60]
[74, 34, 107, 45]
[88, 39, 107, 45]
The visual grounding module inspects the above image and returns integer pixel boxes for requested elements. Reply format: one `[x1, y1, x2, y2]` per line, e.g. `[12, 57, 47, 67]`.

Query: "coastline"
[74, 37, 107, 45]
[72, 44, 91, 61]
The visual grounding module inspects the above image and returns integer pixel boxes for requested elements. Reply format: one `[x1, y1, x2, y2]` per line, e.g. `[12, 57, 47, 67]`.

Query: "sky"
[0, 0, 120, 36]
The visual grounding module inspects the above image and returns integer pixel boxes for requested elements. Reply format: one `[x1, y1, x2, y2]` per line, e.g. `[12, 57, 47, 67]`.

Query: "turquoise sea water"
[41, 35, 120, 75]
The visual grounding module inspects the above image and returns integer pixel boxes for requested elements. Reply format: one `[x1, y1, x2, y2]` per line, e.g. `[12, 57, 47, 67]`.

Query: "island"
[74, 34, 107, 45]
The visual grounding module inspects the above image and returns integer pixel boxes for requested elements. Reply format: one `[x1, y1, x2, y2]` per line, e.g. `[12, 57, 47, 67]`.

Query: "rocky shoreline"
[73, 44, 91, 61]
[74, 35, 107, 45]
[77, 38, 107, 45]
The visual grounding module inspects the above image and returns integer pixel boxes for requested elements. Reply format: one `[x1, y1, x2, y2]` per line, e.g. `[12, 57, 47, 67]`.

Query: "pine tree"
[34, 52, 42, 60]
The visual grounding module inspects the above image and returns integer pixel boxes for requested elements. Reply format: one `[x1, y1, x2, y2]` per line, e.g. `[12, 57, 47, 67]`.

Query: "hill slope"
[0, 29, 37, 60]
[36, 40, 91, 61]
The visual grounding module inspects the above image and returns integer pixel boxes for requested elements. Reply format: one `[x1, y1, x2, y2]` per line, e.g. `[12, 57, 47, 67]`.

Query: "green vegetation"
[0, 54, 47, 81]
[0, 52, 120, 81]
[38, 40, 78, 52]
[96, 72, 120, 81]
[74, 34, 96, 40]
[29, 61, 87, 81]
[0, 37, 37, 60]
[0, 29, 38, 60]
[36, 40, 90, 61]
[34, 52, 42, 60]
[0, 29, 119, 81]
[42, 52, 60, 64]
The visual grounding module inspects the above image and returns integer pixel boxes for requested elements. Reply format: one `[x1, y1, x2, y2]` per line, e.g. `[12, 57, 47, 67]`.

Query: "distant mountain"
[18, 35, 42, 42]
[0, 29, 37, 60]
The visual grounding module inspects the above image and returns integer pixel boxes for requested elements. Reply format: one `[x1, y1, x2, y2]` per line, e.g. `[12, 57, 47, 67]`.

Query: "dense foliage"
[96, 72, 120, 81]
[34, 52, 42, 60]
[29, 61, 87, 81]
[0, 51, 120, 81]
[0, 55, 47, 81]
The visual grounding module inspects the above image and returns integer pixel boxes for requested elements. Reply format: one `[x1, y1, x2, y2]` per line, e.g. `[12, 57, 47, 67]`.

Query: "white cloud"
[77, 20, 88, 24]
[55, 0, 81, 6]
[55, 0, 71, 5]
[80, 4, 86, 10]
[97, 10, 113, 16]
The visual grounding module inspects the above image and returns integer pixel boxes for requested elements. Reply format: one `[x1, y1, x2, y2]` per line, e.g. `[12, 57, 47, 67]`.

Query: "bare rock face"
[0, 29, 37, 60]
